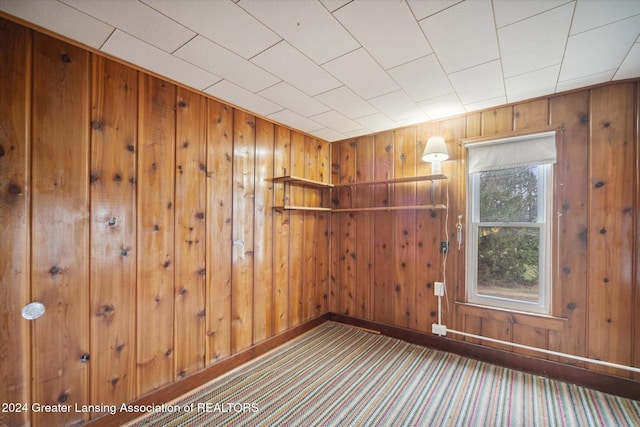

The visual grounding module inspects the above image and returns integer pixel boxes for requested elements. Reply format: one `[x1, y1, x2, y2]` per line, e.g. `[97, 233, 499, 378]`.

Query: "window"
[466, 132, 556, 314]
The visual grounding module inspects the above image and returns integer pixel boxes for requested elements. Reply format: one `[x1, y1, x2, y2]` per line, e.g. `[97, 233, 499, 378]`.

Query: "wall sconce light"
[422, 136, 449, 174]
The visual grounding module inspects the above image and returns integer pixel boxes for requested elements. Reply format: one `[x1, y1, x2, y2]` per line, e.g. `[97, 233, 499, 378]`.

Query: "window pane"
[479, 166, 538, 222]
[477, 226, 539, 303]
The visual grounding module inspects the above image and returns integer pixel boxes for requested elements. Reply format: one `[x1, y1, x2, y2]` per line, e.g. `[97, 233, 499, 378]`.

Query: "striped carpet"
[128, 321, 640, 426]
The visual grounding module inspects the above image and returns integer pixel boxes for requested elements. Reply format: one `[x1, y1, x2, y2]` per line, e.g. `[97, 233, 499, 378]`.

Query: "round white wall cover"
[22, 302, 45, 320]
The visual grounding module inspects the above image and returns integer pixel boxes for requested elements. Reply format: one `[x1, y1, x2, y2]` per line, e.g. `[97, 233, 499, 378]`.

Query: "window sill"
[456, 302, 567, 331]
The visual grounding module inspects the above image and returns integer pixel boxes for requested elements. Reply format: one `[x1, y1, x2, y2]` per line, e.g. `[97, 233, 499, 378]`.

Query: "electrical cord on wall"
[441, 180, 450, 314]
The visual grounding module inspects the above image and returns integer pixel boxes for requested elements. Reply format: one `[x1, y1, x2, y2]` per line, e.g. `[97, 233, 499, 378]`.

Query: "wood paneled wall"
[331, 81, 639, 380]
[0, 19, 329, 426]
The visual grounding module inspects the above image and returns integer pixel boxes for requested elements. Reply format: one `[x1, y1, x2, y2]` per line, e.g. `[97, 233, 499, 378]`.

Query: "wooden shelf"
[272, 175, 333, 188]
[332, 174, 446, 187]
[273, 205, 333, 212]
[271, 174, 448, 213]
[331, 204, 447, 213]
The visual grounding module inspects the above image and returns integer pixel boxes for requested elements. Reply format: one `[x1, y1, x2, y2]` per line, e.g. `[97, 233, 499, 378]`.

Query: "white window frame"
[466, 131, 556, 315]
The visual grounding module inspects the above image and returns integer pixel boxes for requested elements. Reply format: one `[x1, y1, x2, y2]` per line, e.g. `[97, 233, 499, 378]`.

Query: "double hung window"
[466, 132, 556, 314]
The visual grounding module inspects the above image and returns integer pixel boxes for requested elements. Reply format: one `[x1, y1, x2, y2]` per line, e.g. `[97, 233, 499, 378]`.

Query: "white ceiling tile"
[420, 0, 499, 73]
[142, 0, 280, 58]
[102, 30, 221, 90]
[4, 0, 640, 140]
[238, 0, 360, 64]
[342, 128, 373, 138]
[556, 70, 617, 93]
[505, 65, 561, 103]
[388, 55, 453, 102]
[314, 86, 377, 119]
[493, 0, 572, 28]
[407, 0, 463, 21]
[251, 41, 341, 96]
[268, 109, 324, 133]
[320, 0, 351, 13]
[368, 90, 426, 122]
[259, 82, 330, 117]
[418, 93, 465, 119]
[204, 80, 283, 117]
[308, 127, 347, 142]
[615, 43, 640, 81]
[498, 3, 573, 78]
[309, 110, 361, 133]
[61, 0, 194, 53]
[356, 113, 398, 133]
[396, 114, 431, 128]
[449, 60, 505, 105]
[174, 36, 279, 93]
[0, 0, 113, 48]
[333, 0, 432, 69]
[560, 15, 640, 81]
[463, 95, 508, 113]
[323, 48, 399, 100]
[571, 0, 640, 35]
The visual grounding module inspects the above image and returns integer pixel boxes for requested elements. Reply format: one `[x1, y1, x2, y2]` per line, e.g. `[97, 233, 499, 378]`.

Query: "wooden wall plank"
[329, 142, 341, 313]
[481, 106, 514, 135]
[513, 325, 547, 358]
[635, 82, 640, 382]
[205, 100, 233, 363]
[302, 136, 318, 321]
[315, 140, 331, 316]
[415, 122, 442, 332]
[338, 141, 357, 316]
[273, 126, 291, 333]
[136, 74, 176, 394]
[480, 318, 512, 351]
[515, 99, 550, 130]
[372, 132, 395, 324]
[231, 111, 256, 353]
[174, 87, 207, 379]
[31, 33, 90, 426]
[440, 116, 467, 331]
[355, 136, 374, 320]
[548, 91, 590, 365]
[587, 83, 635, 376]
[0, 19, 30, 427]
[89, 57, 137, 409]
[289, 132, 305, 326]
[393, 128, 417, 329]
[253, 118, 274, 343]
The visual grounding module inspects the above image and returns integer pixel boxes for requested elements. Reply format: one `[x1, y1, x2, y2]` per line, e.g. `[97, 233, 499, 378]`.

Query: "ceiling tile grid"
[1, 0, 639, 142]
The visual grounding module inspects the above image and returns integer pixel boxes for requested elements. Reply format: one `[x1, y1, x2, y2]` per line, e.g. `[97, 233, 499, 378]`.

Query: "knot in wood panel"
[7, 183, 22, 196]
[96, 304, 115, 318]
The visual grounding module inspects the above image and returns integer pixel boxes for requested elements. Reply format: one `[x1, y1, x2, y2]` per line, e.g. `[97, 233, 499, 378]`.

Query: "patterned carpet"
[128, 321, 640, 426]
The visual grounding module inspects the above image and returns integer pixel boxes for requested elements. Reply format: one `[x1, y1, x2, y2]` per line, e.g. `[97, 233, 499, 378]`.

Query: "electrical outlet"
[434, 281, 445, 296]
[432, 323, 447, 336]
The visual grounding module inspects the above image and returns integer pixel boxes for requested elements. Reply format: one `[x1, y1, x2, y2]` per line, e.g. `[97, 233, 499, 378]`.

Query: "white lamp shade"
[422, 136, 449, 163]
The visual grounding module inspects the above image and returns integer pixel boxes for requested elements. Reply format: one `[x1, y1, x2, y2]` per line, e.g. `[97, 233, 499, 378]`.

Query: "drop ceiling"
[1, 0, 639, 142]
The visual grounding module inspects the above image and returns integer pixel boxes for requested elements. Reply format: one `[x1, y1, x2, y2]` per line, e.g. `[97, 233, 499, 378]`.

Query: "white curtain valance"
[467, 131, 557, 174]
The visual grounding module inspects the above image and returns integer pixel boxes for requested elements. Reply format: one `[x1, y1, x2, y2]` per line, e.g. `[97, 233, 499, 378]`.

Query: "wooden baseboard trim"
[86, 315, 329, 427]
[328, 313, 640, 401]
